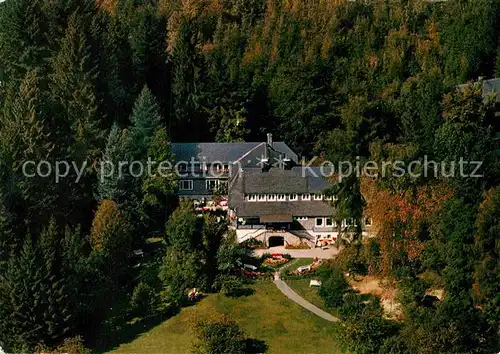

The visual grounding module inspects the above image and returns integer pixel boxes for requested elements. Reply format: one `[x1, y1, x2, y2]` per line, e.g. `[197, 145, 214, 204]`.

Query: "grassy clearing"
[284, 278, 329, 312]
[107, 280, 342, 354]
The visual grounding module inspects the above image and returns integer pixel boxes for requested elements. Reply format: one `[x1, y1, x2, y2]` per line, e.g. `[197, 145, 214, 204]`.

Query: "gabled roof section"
[170, 141, 299, 165]
[239, 166, 333, 194]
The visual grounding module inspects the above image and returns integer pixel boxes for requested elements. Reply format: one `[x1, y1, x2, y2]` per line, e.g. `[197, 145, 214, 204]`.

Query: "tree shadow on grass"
[244, 338, 269, 353]
[91, 306, 180, 354]
[226, 287, 256, 298]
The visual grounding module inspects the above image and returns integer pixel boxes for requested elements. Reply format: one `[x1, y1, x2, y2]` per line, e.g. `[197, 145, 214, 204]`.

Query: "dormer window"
[206, 179, 219, 190]
[248, 195, 257, 202]
[179, 180, 193, 190]
[267, 194, 277, 201]
[277, 194, 286, 201]
[289, 194, 298, 201]
[302, 194, 311, 201]
[258, 194, 267, 202]
[364, 217, 372, 226]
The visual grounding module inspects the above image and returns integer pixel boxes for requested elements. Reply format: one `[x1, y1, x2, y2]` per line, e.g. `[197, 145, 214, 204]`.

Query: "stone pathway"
[273, 272, 340, 322]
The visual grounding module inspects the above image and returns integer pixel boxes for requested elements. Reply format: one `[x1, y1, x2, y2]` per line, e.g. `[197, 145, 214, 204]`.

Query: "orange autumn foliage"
[96, 0, 118, 14]
[361, 177, 454, 274]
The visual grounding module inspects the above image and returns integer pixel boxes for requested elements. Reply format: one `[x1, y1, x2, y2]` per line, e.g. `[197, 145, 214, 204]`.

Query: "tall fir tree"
[128, 86, 163, 160]
[98, 123, 127, 203]
[0, 70, 55, 236]
[0, 223, 74, 351]
[141, 127, 177, 233]
[0, 0, 50, 85]
[49, 12, 104, 227]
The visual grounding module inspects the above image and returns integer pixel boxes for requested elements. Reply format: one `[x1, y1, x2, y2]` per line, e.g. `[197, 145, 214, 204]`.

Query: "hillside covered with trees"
[0, 0, 499, 353]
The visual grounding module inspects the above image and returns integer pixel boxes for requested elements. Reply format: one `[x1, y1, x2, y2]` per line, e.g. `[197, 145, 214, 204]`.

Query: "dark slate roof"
[228, 166, 336, 217]
[171, 142, 298, 165]
[240, 167, 333, 194]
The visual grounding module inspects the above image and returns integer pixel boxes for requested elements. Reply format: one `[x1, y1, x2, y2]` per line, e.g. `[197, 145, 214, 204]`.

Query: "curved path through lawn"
[273, 271, 340, 322]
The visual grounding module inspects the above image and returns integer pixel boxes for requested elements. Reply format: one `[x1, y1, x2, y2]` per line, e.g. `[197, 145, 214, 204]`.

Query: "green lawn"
[107, 280, 342, 354]
[282, 259, 338, 315]
[284, 278, 329, 312]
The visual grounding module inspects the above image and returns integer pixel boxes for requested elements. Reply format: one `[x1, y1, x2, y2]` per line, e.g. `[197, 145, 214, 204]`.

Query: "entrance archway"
[268, 236, 285, 247]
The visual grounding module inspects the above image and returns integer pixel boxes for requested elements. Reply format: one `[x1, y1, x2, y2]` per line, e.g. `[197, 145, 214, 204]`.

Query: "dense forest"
[0, 0, 499, 352]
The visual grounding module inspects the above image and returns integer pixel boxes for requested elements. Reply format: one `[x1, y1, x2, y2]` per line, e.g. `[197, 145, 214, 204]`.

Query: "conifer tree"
[0, 224, 73, 351]
[49, 12, 104, 227]
[141, 127, 177, 232]
[101, 16, 136, 124]
[98, 123, 128, 203]
[128, 86, 163, 158]
[0, 0, 50, 85]
[50, 12, 103, 163]
[0, 70, 55, 233]
[170, 20, 208, 141]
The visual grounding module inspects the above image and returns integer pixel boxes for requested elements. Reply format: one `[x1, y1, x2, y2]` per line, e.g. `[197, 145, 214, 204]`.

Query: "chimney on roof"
[267, 133, 273, 147]
[283, 155, 292, 170]
[261, 133, 273, 172]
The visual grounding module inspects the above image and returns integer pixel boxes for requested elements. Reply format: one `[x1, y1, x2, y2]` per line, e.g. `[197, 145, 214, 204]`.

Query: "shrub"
[361, 238, 381, 274]
[318, 266, 350, 308]
[260, 253, 272, 261]
[333, 243, 368, 275]
[217, 274, 246, 297]
[194, 315, 247, 354]
[35, 336, 91, 354]
[130, 282, 156, 316]
[339, 293, 401, 354]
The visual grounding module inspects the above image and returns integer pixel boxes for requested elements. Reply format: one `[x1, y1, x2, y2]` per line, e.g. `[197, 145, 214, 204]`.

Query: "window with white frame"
[248, 195, 257, 202]
[326, 218, 333, 227]
[206, 179, 219, 190]
[277, 194, 286, 201]
[289, 194, 298, 201]
[313, 193, 323, 201]
[302, 193, 311, 201]
[316, 218, 324, 227]
[258, 194, 266, 202]
[364, 217, 372, 226]
[267, 194, 277, 201]
[179, 180, 193, 190]
[296, 216, 308, 221]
